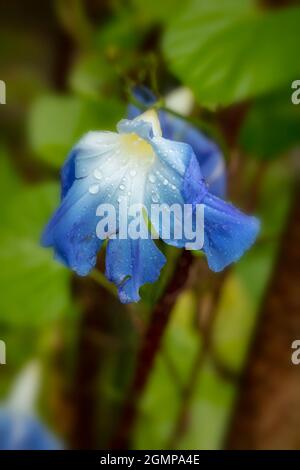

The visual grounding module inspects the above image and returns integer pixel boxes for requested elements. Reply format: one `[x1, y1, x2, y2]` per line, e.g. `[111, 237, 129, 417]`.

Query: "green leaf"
[69, 54, 119, 100]
[240, 90, 300, 159]
[28, 94, 125, 168]
[95, 10, 142, 50]
[0, 147, 21, 216]
[163, 1, 300, 107]
[177, 359, 235, 450]
[131, 0, 185, 22]
[0, 183, 71, 326]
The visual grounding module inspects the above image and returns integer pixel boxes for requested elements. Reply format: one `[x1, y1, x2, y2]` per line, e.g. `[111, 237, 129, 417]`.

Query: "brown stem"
[244, 161, 269, 213]
[110, 250, 194, 449]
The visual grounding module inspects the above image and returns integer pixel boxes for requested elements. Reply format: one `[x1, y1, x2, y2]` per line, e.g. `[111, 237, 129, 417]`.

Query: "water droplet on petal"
[119, 184, 125, 190]
[151, 191, 159, 203]
[148, 173, 156, 183]
[94, 168, 102, 180]
[130, 169, 137, 177]
[89, 184, 100, 194]
[163, 179, 168, 186]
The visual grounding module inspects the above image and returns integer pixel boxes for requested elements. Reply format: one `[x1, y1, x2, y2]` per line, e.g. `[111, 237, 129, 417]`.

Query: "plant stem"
[110, 250, 194, 449]
[89, 269, 118, 298]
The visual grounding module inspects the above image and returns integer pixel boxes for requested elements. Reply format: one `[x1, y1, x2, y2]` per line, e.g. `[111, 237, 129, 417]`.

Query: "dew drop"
[89, 184, 100, 194]
[93, 168, 102, 180]
[119, 184, 125, 190]
[163, 179, 168, 186]
[148, 173, 156, 183]
[151, 191, 159, 203]
[130, 169, 137, 177]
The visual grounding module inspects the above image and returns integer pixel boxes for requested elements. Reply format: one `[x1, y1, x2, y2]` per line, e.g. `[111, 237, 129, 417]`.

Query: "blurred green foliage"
[240, 89, 300, 159]
[0, 156, 71, 325]
[29, 94, 125, 168]
[163, 0, 300, 107]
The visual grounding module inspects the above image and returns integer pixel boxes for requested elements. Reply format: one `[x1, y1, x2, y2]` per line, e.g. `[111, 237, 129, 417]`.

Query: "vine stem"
[167, 268, 229, 448]
[110, 250, 194, 449]
[89, 269, 118, 298]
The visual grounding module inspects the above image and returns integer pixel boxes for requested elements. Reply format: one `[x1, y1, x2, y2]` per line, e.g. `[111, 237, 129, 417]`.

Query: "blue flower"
[0, 409, 62, 450]
[42, 106, 259, 303]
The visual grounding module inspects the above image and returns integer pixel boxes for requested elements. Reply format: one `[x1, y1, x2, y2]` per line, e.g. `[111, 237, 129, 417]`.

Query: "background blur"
[0, 0, 300, 450]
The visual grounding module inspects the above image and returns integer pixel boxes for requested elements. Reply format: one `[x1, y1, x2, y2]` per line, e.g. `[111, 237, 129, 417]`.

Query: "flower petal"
[144, 137, 198, 248]
[128, 86, 226, 197]
[105, 237, 166, 303]
[201, 193, 260, 272]
[61, 131, 120, 199]
[61, 148, 76, 199]
[42, 178, 104, 275]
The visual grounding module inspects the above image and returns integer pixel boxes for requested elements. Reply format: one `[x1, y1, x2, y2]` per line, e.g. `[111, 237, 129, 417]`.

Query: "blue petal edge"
[105, 237, 166, 303]
[201, 193, 260, 272]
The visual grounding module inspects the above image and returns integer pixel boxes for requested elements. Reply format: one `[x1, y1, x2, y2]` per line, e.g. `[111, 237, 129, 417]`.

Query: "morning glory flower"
[42, 107, 259, 303]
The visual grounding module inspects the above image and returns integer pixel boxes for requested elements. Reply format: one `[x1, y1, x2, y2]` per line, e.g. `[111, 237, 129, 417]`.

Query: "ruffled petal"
[42, 126, 154, 277]
[105, 237, 166, 303]
[128, 86, 226, 198]
[182, 151, 207, 205]
[161, 114, 226, 198]
[201, 193, 260, 272]
[61, 148, 76, 199]
[42, 178, 104, 275]
[60, 131, 119, 199]
[143, 137, 197, 248]
[181, 152, 259, 268]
